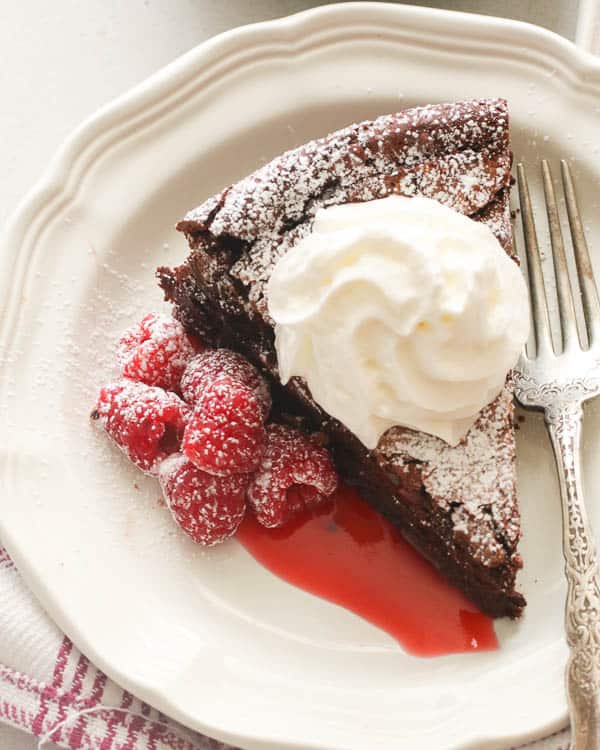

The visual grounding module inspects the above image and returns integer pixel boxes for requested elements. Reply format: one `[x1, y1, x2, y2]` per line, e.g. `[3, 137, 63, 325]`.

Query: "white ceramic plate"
[3, 3, 600, 748]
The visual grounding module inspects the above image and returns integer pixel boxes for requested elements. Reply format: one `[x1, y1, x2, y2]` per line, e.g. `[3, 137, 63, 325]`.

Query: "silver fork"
[514, 160, 600, 750]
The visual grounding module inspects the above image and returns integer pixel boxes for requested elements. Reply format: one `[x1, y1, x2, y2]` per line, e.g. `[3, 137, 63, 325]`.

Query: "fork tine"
[560, 160, 600, 344]
[517, 163, 553, 356]
[512, 225, 536, 359]
[541, 160, 581, 351]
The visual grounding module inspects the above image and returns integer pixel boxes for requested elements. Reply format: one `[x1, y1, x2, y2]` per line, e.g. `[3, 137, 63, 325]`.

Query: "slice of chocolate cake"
[158, 98, 526, 619]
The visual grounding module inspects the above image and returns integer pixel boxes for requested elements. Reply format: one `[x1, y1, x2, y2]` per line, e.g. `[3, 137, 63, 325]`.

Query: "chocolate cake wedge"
[158, 98, 526, 619]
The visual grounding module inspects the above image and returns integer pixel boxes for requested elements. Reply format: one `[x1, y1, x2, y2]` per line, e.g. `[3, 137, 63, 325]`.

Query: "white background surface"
[0, 0, 578, 231]
[0, 2, 583, 749]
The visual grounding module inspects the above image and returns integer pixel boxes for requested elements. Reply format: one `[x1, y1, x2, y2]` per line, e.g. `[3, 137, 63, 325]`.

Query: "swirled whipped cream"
[267, 195, 529, 448]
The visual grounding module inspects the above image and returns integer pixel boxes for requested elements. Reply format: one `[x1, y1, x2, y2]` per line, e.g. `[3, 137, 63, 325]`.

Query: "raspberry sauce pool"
[237, 485, 498, 657]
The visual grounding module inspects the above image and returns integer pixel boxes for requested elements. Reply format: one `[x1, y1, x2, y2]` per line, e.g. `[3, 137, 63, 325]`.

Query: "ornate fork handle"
[545, 400, 600, 750]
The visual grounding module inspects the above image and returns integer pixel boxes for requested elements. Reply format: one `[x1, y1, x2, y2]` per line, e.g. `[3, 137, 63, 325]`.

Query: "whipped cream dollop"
[267, 195, 529, 448]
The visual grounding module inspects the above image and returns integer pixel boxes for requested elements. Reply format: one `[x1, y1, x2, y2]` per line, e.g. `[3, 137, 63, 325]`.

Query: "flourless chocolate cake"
[158, 98, 526, 619]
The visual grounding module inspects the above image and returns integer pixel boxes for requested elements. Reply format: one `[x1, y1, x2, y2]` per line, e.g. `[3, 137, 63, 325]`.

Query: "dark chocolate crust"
[159, 98, 526, 619]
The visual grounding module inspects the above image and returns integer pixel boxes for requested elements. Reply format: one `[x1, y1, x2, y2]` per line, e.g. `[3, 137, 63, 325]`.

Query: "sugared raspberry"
[159, 453, 247, 545]
[182, 377, 266, 476]
[117, 313, 199, 392]
[92, 380, 190, 475]
[247, 424, 339, 528]
[181, 349, 271, 419]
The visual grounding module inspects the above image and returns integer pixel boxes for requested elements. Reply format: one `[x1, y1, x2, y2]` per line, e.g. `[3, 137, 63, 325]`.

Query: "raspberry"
[182, 377, 266, 476]
[181, 349, 271, 419]
[92, 380, 190, 475]
[247, 424, 339, 528]
[158, 453, 247, 545]
[117, 313, 199, 392]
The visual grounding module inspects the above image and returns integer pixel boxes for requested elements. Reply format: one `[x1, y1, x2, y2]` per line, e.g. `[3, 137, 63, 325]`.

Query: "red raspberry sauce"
[237, 484, 498, 657]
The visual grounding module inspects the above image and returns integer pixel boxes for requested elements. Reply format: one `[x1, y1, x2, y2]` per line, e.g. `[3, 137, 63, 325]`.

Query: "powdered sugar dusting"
[179, 98, 511, 319]
[377, 385, 519, 566]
